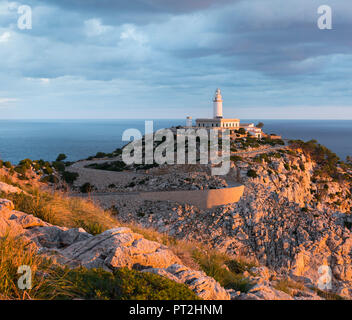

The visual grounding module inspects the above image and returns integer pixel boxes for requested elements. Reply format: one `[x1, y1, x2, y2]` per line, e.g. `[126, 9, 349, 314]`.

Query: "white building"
[240, 123, 262, 138]
[192, 89, 262, 138]
[196, 89, 240, 130]
[213, 88, 223, 118]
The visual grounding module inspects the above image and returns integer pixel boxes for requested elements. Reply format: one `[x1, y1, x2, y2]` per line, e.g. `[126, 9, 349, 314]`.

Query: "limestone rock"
[142, 264, 230, 300]
[26, 226, 92, 249]
[59, 227, 182, 270]
[237, 283, 293, 300]
[0, 182, 22, 195]
[0, 198, 14, 211]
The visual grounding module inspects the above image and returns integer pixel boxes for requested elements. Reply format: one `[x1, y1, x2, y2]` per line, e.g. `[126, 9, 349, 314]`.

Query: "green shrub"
[247, 169, 258, 178]
[61, 171, 79, 184]
[289, 139, 341, 180]
[56, 154, 67, 162]
[192, 250, 254, 293]
[52, 161, 65, 172]
[40, 175, 59, 184]
[284, 163, 290, 171]
[312, 287, 344, 300]
[86, 161, 126, 172]
[95, 152, 106, 158]
[14, 166, 27, 175]
[74, 220, 103, 235]
[19, 159, 32, 169]
[80, 183, 95, 193]
[226, 259, 257, 275]
[274, 279, 305, 296]
[0, 160, 3, 168]
[4, 161, 12, 169]
[127, 182, 136, 188]
[48, 267, 199, 300]
[43, 166, 53, 175]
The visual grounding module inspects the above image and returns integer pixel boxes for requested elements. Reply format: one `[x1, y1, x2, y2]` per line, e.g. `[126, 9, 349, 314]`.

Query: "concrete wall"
[139, 185, 244, 209]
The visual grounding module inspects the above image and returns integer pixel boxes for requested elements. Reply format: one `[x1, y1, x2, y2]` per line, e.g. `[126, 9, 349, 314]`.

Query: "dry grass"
[2, 187, 117, 235]
[192, 249, 256, 292]
[273, 278, 306, 296]
[0, 231, 199, 300]
[1, 181, 259, 297]
[117, 221, 200, 270]
[0, 231, 51, 299]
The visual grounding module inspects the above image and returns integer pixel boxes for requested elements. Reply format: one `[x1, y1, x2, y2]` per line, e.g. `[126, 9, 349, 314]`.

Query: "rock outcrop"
[59, 227, 183, 271]
[0, 199, 229, 300]
[0, 182, 22, 195]
[113, 149, 352, 299]
[142, 264, 230, 300]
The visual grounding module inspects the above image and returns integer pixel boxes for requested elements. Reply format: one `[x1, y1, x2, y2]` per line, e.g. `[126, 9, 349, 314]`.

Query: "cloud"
[0, 98, 18, 108]
[84, 18, 113, 37]
[0, 0, 351, 119]
[0, 31, 10, 42]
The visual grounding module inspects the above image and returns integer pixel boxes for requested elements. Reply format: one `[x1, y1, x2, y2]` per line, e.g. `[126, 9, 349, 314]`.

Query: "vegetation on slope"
[192, 250, 255, 293]
[289, 139, 351, 181]
[0, 176, 254, 299]
[45, 267, 199, 300]
[0, 188, 116, 235]
[0, 233, 198, 300]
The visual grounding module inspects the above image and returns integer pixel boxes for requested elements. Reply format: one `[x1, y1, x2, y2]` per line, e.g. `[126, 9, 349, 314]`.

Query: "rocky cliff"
[114, 147, 352, 299]
[1, 141, 351, 300]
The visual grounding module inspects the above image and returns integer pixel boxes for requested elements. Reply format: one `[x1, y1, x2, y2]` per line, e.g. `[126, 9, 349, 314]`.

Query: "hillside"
[0, 139, 351, 300]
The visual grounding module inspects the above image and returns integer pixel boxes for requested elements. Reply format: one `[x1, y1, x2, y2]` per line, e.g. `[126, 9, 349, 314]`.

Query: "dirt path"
[67, 158, 146, 190]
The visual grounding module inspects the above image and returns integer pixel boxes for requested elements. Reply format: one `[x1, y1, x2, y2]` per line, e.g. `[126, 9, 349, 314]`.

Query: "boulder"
[142, 264, 230, 300]
[0, 198, 14, 211]
[59, 227, 182, 270]
[26, 226, 92, 249]
[237, 282, 293, 300]
[0, 182, 22, 195]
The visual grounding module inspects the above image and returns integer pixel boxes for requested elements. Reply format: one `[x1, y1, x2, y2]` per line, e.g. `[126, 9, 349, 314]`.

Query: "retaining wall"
[139, 185, 244, 209]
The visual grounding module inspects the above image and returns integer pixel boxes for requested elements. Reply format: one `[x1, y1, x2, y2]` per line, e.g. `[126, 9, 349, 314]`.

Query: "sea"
[0, 119, 351, 164]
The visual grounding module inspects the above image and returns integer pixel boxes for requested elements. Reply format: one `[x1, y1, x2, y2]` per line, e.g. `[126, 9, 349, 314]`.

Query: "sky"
[0, 0, 352, 119]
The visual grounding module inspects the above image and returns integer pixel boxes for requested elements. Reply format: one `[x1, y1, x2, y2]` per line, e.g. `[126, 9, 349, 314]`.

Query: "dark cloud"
[32, 0, 238, 24]
[1, 0, 352, 119]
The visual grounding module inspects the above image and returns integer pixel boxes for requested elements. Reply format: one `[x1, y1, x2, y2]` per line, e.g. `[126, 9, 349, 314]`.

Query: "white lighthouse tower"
[213, 88, 223, 118]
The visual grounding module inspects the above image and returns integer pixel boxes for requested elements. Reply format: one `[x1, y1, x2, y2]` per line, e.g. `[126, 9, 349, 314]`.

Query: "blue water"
[0, 119, 351, 164]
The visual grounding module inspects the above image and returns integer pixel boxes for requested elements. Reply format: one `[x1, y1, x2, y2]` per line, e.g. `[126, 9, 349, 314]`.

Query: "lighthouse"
[213, 88, 223, 118]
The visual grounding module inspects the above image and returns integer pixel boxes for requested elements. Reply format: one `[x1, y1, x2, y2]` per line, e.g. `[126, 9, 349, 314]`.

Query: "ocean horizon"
[0, 119, 351, 164]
